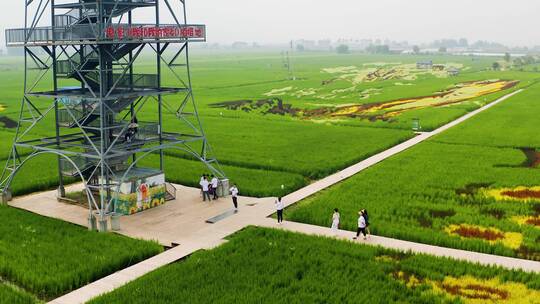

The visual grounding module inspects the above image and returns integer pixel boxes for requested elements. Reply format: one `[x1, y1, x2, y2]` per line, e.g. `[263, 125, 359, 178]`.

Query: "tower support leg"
[57, 185, 65, 199]
[0, 190, 10, 205]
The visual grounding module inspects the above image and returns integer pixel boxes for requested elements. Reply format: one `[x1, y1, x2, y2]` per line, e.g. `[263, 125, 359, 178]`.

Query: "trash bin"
[111, 213, 122, 231]
[218, 179, 229, 197]
[412, 118, 421, 132]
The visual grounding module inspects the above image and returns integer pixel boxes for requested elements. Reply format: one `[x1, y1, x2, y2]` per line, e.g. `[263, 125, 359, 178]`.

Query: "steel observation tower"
[1, 0, 225, 231]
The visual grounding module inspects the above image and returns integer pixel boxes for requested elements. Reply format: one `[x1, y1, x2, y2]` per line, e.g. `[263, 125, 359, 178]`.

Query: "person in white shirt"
[353, 210, 367, 240]
[229, 184, 239, 210]
[199, 174, 206, 196]
[275, 197, 284, 224]
[211, 175, 219, 200]
[199, 177, 210, 202]
[331, 208, 340, 234]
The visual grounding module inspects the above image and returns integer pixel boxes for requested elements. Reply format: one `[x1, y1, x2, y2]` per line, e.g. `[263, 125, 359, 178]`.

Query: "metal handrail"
[165, 182, 177, 200]
[60, 155, 95, 176]
[6, 23, 206, 46]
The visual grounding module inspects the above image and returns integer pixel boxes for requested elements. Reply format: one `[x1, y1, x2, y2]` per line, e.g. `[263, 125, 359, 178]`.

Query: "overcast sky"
[1, 0, 539, 47]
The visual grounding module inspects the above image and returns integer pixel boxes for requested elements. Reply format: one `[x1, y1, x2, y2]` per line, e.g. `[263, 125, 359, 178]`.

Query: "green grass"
[140, 154, 307, 197]
[89, 227, 540, 304]
[0, 206, 163, 300]
[7, 155, 77, 197]
[433, 86, 540, 149]
[167, 116, 413, 179]
[0, 283, 38, 304]
[286, 83, 540, 260]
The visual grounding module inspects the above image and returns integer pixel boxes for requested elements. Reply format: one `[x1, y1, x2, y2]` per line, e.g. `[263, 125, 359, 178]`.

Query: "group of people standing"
[199, 174, 240, 210]
[331, 208, 371, 240]
[199, 174, 219, 201]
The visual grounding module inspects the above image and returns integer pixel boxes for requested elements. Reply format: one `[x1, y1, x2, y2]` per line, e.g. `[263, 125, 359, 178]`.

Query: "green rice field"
[286, 82, 540, 261]
[0, 205, 163, 301]
[1, 51, 538, 197]
[0, 283, 37, 304]
[89, 227, 540, 304]
[0, 50, 539, 302]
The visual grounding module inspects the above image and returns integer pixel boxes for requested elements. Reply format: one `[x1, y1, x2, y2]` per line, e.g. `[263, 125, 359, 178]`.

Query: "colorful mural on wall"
[113, 173, 167, 215]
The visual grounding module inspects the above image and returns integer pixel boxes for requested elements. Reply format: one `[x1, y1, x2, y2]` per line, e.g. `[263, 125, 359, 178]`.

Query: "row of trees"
[492, 53, 539, 71]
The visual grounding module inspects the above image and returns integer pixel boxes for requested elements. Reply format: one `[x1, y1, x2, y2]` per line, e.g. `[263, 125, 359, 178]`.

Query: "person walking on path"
[331, 208, 340, 234]
[211, 175, 219, 200]
[362, 209, 371, 238]
[230, 184, 239, 210]
[200, 177, 211, 202]
[275, 197, 284, 224]
[353, 210, 367, 240]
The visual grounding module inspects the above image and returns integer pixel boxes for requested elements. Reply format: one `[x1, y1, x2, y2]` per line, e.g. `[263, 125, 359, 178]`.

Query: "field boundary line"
[255, 218, 540, 273]
[279, 89, 524, 209]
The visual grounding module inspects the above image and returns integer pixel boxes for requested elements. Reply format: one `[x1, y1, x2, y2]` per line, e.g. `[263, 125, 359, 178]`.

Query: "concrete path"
[37, 88, 540, 303]
[256, 218, 540, 273]
[11, 183, 264, 247]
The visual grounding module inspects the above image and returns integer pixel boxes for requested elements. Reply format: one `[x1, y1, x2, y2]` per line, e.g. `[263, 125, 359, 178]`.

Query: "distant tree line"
[336, 44, 350, 54]
[365, 44, 390, 54]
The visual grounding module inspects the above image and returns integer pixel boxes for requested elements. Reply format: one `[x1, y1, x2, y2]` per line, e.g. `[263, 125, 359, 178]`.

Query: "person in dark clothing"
[362, 209, 371, 238]
[229, 184, 239, 210]
[275, 197, 284, 224]
[124, 117, 139, 143]
[353, 210, 367, 240]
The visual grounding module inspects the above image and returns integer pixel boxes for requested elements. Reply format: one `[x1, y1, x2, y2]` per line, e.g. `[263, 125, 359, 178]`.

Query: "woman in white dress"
[331, 208, 340, 234]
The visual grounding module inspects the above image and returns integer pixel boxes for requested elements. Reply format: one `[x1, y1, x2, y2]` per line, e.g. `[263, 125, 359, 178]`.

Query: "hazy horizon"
[1, 0, 539, 48]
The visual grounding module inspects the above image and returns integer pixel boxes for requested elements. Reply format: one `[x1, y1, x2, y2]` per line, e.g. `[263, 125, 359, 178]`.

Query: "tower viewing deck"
[6, 24, 206, 46]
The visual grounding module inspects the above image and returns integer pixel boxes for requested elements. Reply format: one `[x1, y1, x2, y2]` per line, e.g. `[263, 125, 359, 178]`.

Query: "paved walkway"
[256, 218, 540, 273]
[11, 183, 265, 247]
[35, 88, 540, 304]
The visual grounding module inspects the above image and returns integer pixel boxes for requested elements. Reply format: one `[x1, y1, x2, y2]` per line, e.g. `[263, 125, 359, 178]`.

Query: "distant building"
[417, 60, 433, 69]
[448, 67, 460, 76]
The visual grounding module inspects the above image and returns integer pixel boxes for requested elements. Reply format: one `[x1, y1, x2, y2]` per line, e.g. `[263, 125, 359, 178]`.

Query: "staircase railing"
[165, 182, 177, 201]
[59, 156, 95, 177]
[54, 9, 80, 27]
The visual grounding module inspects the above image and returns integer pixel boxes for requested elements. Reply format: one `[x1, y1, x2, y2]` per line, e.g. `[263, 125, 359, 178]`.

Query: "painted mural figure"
[140, 182, 150, 206]
[136, 181, 143, 211]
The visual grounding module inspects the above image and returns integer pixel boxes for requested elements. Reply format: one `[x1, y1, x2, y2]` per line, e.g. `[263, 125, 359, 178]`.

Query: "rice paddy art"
[321, 62, 465, 84]
[444, 224, 523, 250]
[394, 271, 540, 303]
[512, 215, 540, 228]
[303, 79, 519, 121]
[483, 186, 540, 202]
[212, 79, 519, 122]
[429, 276, 540, 303]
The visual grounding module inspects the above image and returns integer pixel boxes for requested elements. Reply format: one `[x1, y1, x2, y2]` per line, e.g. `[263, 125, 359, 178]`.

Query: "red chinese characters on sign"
[104, 25, 205, 40]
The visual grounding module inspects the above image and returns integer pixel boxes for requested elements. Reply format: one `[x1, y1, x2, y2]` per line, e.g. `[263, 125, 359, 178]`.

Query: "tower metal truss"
[1, 0, 225, 230]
